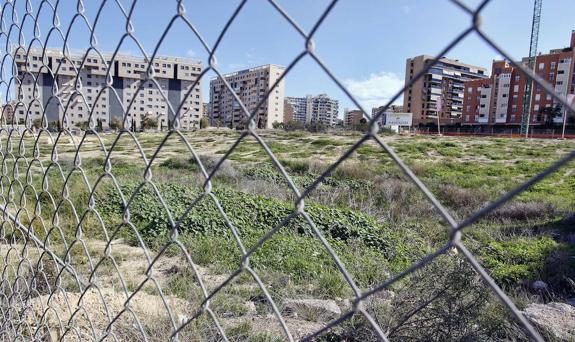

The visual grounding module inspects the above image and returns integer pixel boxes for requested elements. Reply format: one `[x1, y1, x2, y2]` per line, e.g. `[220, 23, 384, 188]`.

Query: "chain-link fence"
[0, 0, 573, 341]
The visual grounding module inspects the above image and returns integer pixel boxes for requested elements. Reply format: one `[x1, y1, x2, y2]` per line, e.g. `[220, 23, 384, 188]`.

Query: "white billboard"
[384, 112, 413, 126]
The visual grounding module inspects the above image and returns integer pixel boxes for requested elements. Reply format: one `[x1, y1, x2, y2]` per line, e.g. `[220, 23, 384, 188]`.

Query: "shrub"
[199, 116, 209, 129]
[48, 120, 60, 131]
[77, 120, 90, 131]
[487, 202, 558, 223]
[109, 117, 122, 130]
[328, 255, 521, 341]
[480, 236, 559, 285]
[142, 115, 158, 130]
[32, 118, 43, 129]
[97, 182, 423, 268]
[436, 184, 488, 214]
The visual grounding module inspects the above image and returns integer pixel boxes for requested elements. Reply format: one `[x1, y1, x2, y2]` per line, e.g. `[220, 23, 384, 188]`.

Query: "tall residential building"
[13, 49, 203, 129]
[403, 55, 488, 125]
[284, 94, 339, 126]
[309, 94, 339, 126]
[209, 64, 285, 129]
[463, 31, 575, 126]
[285, 96, 309, 122]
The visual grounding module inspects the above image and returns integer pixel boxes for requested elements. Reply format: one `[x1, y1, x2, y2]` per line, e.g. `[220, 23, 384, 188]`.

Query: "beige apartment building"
[13, 49, 203, 130]
[209, 64, 285, 129]
[403, 55, 488, 125]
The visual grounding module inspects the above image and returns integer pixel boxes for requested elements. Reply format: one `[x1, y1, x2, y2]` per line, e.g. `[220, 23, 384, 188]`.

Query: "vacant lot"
[2, 129, 574, 340]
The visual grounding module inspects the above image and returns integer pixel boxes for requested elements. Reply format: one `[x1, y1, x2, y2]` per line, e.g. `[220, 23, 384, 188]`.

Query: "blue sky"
[7, 0, 575, 116]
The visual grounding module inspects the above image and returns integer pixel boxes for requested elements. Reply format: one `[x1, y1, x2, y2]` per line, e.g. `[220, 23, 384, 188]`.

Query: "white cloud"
[343, 72, 404, 110]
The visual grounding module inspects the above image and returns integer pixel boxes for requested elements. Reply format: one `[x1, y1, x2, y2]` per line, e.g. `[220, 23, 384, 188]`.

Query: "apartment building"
[13, 49, 203, 130]
[403, 55, 488, 125]
[463, 31, 575, 126]
[284, 94, 339, 126]
[209, 64, 285, 129]
[309, 94, 338, 126]
[344, 109, 364, 126]
[284, 96, 309, 123]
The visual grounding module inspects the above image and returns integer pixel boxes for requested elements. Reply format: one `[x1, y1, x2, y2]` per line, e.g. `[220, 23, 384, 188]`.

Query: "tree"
[32, 118, 42, 129]
[109, 117, 122, 130]
[540, 105, 562, 127]
[77, 120, 90, 131]
[199, 116, 209, 129]
[48, 120, 60, 132]
[282, 120, 305, 131]
[141, 115, 158, 130]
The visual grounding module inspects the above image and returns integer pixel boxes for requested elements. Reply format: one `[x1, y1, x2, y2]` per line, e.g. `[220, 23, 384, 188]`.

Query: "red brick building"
[463, 31, 575, 126]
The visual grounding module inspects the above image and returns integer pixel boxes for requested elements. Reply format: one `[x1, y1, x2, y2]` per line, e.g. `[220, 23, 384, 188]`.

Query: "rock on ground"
[523, 302, 575, 341]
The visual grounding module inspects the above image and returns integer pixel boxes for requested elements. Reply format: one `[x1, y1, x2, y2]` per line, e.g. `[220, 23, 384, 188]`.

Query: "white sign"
[384, 112, 413, 126]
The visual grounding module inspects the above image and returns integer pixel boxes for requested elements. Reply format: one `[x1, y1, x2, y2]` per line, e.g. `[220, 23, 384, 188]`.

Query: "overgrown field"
[2, 129, 574, 340]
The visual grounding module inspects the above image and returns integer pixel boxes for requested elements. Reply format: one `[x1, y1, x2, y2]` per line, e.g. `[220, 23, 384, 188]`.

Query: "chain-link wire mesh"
[0, 0, 573, 341]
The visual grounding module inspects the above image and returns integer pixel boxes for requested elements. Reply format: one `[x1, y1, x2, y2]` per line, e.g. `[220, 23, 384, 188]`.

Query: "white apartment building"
[209, 64, 285, 129]
[13, 49, 203, 130]
[285, 94, 339, 126]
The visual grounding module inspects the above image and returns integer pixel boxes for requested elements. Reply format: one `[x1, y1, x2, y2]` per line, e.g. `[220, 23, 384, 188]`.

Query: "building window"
[538, 62, 544, 70]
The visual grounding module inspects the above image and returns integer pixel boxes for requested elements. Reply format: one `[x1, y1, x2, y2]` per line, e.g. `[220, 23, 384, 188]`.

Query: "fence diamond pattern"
[0, 0, 573, 341]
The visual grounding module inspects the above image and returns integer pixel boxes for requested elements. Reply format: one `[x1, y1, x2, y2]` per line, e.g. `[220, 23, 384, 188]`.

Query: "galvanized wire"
[0, 0, 572, 341]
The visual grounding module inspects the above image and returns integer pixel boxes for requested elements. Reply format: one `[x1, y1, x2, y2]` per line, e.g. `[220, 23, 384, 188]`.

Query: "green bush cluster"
[479, 236, 561, 285]
[97, 182, 425, 271]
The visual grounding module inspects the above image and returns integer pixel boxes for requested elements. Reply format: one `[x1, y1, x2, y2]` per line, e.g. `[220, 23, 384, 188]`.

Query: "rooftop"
[210, 64, 285, 81]
[15, 48, 203, 65]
